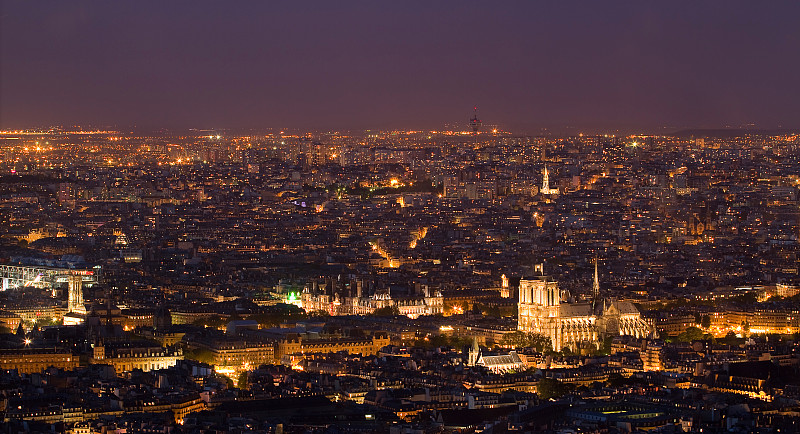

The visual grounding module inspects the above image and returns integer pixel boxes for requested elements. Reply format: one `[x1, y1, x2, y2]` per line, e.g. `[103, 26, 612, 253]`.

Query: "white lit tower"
[68, 274, 86, 314]
[541, 165, 559, 195]
[540, 146, 558, 196]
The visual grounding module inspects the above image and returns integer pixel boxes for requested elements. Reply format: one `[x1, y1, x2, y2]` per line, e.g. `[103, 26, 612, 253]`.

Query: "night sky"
[2, 1, 799, 133]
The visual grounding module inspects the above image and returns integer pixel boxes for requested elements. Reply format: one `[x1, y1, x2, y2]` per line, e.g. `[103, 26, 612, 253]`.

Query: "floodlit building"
[0, 348, 79, 374]
[301, 281, 443, 318]
[468, 340, 527, 374]
[517, 273, 651, 351]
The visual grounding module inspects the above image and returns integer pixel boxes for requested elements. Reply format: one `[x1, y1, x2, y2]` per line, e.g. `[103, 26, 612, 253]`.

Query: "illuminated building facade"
[301, 282, 443, 318]
[92, 343, 182, 373]
[0, 348, 79, 374]
[275, 334, 391, 365]
[5, 304, 64, 326]
[67, 275, 86, 314]
[716, 308, 800, 335]
[0, 311, 22, 331]
[193, 339, 275, 369]
[610, 337, 665, 371]
[518, 275, 651, 351]
[500, 274, 510, 298]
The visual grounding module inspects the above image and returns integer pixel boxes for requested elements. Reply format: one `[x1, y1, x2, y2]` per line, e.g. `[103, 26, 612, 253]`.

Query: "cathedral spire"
[541, 164, 558, 195]
[542, 165, 550, 193]
[592, 257, 600, 306]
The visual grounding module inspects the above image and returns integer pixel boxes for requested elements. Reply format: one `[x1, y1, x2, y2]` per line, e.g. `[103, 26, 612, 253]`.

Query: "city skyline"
[4, 3, 800, 432]
[2, 2, 800, 132]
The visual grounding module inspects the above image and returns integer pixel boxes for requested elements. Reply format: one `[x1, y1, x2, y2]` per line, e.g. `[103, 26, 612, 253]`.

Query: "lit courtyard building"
[517, 270, 651, 351]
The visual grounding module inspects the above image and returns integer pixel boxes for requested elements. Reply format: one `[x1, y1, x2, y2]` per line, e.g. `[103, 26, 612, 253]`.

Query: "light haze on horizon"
[2, 1, 799, 133]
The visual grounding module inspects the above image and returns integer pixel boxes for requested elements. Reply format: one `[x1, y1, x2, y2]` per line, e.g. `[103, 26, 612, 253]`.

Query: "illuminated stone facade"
[67, 275, 86, 314]
[92, 344, 182, 372]
[0, 311, 22, 331]
[275, 334, 391, 364]
[5, 304, 64, 326]
[302, 286, 443, 318]
[193, 338, 275, 368]
[0, 348, 79, 374]
[517, 276, 651, 351]
[717, 308, 800, 335]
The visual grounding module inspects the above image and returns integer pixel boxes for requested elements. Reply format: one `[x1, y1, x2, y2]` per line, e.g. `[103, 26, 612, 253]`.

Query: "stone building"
[517, 274, 651, 351]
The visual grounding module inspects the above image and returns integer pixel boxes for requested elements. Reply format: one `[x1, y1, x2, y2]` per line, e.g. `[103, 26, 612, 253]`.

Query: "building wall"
[275, 336, 391, 364]
[0, 349, 79, 374]
[212, 345, 274, 368]
[93, 346, 182, 372]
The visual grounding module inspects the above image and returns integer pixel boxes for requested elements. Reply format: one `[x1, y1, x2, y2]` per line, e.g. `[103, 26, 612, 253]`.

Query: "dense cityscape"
[1, 125, 800, 433]
[4, 1, 800, 433]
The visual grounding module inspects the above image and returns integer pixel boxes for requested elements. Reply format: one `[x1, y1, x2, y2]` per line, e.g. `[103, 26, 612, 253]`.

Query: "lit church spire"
[541, 165, 559, 195]
[593, 257, 600, 306]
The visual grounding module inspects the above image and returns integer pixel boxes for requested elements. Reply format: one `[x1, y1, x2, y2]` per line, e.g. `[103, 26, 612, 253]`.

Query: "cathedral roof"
[603, 300, 640, 315]
[608, 300, 640, 315]
[479, 351, 523, 367]
[520, 275, 555, 282]
[558, 302, 594, 318]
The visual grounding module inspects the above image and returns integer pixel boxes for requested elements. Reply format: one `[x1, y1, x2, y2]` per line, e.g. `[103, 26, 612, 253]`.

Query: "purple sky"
[2, 1, 799, 133]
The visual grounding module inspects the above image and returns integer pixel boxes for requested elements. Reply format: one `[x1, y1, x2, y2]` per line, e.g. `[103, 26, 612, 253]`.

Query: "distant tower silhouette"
[469, 106, 481, 134]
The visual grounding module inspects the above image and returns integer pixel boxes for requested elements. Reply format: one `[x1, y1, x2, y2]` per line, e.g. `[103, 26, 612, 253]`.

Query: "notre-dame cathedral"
[517, 263, 652, 351]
